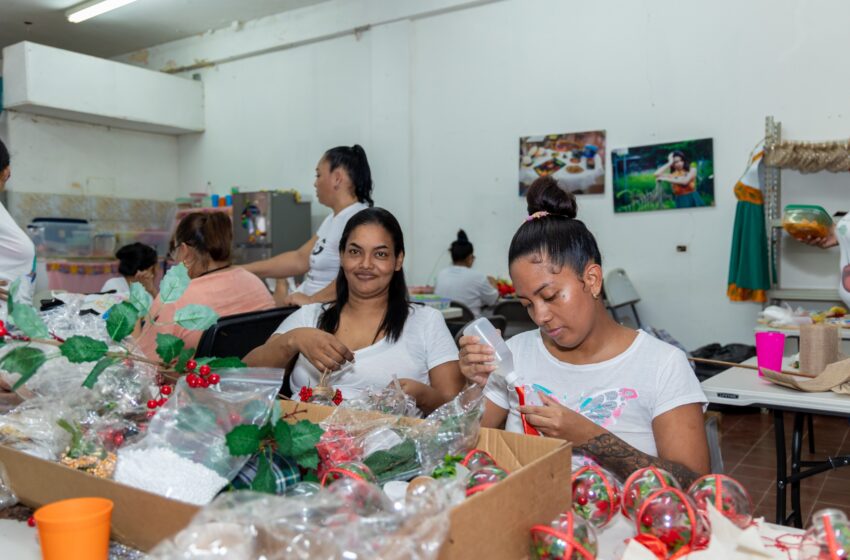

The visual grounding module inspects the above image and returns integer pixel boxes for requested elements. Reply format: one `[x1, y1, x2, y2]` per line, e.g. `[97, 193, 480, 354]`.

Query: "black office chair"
[195, 306, 298, 359]
[445, 301, 476, 338]
[492, 300, 536, 339]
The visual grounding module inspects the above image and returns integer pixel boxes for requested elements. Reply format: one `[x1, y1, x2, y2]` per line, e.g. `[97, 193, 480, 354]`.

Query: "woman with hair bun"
[244, 144, 374, 305]
[134, 211, 274, 359]
[434, 229, 499, 317]
[458, 176, 709, 487]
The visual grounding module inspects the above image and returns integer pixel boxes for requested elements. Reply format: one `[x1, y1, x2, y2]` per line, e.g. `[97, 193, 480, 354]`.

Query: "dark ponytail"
[173, 211, 232, 263]
[116, 242, 157, 276]
[318, 207, 409, 343]
[450, 229, 474, 263]
[324, 144, 374, 207]
[508, 176, 601, 273]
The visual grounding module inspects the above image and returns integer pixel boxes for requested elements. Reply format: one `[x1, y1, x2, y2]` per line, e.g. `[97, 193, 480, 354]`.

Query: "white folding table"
[701, 357, 850, 527]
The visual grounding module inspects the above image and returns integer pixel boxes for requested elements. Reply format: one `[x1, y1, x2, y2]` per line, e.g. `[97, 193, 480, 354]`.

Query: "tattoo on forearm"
[576, 433, 700, 488]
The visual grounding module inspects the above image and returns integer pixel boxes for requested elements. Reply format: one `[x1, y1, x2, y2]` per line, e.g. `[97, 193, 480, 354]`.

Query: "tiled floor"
[718, 407, 850, 526]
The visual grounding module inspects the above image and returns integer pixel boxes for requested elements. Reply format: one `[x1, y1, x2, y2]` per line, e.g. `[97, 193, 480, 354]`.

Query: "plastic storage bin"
[28, 219, 94, 257]
[115, 230, 171, 257]
[782, 205, 833, 242]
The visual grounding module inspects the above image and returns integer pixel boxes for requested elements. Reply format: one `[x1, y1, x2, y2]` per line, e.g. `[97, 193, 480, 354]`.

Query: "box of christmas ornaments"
[0, 271, 571, 559]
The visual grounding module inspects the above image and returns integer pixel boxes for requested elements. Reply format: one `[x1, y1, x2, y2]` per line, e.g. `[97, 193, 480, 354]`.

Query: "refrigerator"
[231, 191, 312, 265]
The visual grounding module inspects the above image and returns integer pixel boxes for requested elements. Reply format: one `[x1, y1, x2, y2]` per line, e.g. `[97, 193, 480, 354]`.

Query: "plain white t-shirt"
[0, 202, 35, 317]
[434, 265, 499, 317]
[275, 303, 459, 400]
[101, 276, 130, 295]
[483, 329, 706, 457]
[296, 202, 368, 296]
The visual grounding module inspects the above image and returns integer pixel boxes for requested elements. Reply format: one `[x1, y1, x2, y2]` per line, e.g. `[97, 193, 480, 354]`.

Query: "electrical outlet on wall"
[676, 245, 688, 253]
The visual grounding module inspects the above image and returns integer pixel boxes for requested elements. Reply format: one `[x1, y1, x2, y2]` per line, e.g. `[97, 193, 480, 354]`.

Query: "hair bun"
[525, 176, 577, 219]
[456, 229, 469, 243]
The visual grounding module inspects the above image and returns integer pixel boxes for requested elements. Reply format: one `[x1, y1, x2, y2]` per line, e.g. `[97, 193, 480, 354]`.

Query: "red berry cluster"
[184, 360, 220, 389]
[332, 389, 343, 405]
[0, 319, 7, 338]
[146, 383, 173, 417]
[298, 386, 313, 402]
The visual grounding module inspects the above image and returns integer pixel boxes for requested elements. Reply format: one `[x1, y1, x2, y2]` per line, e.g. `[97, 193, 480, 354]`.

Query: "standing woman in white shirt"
[458, 176, 709, 486]
[245, 207, 464, 413]
[243, 145, 373, 305]
[0, 138, 36, 311]
[434, 230, 499, 317]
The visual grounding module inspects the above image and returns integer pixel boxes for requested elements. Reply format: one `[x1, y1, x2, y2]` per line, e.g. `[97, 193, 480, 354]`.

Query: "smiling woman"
[244, 207, 465, 414]
[458, 176, 710, 486]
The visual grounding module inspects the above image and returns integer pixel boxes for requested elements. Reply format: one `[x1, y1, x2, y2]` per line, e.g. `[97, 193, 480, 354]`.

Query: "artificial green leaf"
[176, 404, 217, 433]
[175, 347, 196, 373]
[251, 452, 276, 494]
[155, 333, 184, 363]
[105, 302, 138, 342]
[364, 439, 419, 481]
[59, 336, 108, 363]
[82, 357, 117, 389]
[273, 420, 293, 457]
[225, 424, 262, 456]
[57, 419, 82, 452]
[3, 347, 47, 390]
[302, 470, 319, 483]
[290, 420, 324, 459]
[205, 357, 245, 369]
[6, 278, 19, 314]
[173, 304, 219, 331]
[259, 422, 273, 440]
[10, 304, 49, 339]
[295, 449, 320, 470]
[159, 263, 190, 304]
[129, 282, 153, 315]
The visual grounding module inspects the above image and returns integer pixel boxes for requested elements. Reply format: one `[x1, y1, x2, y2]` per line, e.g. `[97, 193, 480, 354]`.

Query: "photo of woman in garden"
[654, 150, 704, 208]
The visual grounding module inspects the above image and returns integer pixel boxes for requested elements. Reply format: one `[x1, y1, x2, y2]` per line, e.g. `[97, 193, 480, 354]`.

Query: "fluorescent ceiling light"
[66, 0, 140, 23]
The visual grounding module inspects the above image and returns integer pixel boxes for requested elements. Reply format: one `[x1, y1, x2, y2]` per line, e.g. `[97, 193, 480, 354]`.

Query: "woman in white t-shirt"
[459, 176, 709, 486]
[0, 138, 36, 312]
[243, 145, 372, 306]
[100, 242, 158, 297]
[434, 230, 499, 317]
[246, 207, 464, 413]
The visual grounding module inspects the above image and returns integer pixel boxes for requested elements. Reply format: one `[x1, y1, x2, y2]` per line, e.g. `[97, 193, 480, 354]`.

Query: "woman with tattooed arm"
[458, 177, 709, 486]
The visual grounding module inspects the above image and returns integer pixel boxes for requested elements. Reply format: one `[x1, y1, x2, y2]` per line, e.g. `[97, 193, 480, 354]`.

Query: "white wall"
[2, 111, 179, 200]
[126, 0, 850, 349]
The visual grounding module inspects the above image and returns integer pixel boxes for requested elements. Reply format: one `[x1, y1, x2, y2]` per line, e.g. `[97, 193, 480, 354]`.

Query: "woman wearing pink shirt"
[134, 212, 274, 359]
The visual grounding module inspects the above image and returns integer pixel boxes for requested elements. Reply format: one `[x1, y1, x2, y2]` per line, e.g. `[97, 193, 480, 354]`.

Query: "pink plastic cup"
[755, 331, 785, 377]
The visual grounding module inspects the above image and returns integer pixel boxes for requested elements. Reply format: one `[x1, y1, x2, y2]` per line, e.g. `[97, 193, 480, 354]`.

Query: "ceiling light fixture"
[66, 0, 140, 24]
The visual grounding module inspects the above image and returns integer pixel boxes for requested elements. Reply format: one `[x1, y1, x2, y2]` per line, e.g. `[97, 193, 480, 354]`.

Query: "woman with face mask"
[245, 207, 464, 414]
[458, 177, 709, 486]
[134, 212, 274, 360]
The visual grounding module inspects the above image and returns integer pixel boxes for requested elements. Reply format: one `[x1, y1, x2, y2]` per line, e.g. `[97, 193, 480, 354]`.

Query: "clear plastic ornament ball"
[800, 508, 850, 560]
[636, 487, 711, 558]
[621, 466, 681, 520]
[572, 465, 622, 529]
[465, 465, 509, 497]
[530, 510, 598, 560]
[688, 474, 754, 529]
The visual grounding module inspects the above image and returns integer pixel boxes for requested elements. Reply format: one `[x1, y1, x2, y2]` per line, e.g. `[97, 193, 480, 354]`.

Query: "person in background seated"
[101, 242, 158, 297]
[243, 145, 373, 306]
[434, 230, 500, 318]
[134, 212, 274, 360]
[458, 176, 709, 486]
[245, 208, 464, 414]
[0, 137, 36, 313]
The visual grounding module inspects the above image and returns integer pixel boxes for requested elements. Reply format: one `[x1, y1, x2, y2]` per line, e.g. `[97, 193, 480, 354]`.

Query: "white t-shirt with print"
[275, 303, 459, 399]
[296, 202, 368, 296]
[434, 265, 499, 317]
[483, 329, 706, 457]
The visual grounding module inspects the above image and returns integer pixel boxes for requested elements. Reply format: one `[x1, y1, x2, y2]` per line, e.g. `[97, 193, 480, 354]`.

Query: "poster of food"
[519, 130, 606, 196]
[611, 138, 715, 213]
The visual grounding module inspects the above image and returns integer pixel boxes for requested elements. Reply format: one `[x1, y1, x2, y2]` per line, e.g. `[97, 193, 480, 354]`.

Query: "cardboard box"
[0, 401, 572, 558]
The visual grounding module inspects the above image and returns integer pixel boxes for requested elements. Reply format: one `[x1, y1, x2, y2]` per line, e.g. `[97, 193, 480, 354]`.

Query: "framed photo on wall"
[519, 130, 606, 197]
[611, 138, 715, 213]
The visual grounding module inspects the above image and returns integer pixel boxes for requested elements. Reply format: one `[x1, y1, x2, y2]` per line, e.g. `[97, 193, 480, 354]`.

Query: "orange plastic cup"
[34, 497, 113, 560]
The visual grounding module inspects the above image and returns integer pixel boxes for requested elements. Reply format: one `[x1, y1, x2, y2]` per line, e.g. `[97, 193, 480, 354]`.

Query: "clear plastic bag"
[149, 477, 454, 560]
[0, 460, 18, 510]
[114, 368, 284, 505]
[340, 377, 421, 418]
